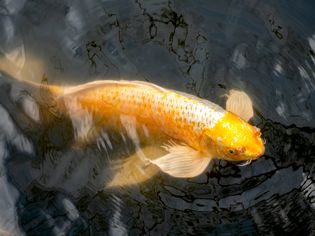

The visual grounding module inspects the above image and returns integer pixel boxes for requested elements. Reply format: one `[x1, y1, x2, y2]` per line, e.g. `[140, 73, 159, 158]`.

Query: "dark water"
[0, 0, 315, 235]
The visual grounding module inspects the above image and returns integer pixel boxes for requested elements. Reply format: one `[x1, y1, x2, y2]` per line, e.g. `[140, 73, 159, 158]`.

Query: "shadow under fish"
[0, 71, 265, 189]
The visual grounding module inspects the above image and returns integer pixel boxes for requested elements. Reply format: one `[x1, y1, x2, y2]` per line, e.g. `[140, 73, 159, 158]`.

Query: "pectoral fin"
[107, 142, 212, 188]
[150, 142, 212, 178]
[226, 90, 254, 122]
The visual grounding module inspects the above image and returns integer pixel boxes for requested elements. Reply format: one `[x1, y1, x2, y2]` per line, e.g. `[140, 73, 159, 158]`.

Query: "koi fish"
[0, 72, 264, 185]
[61, 80, 265, 179]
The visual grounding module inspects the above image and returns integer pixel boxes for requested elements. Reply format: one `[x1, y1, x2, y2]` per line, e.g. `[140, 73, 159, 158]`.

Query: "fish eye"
[229, 149, 236, 154]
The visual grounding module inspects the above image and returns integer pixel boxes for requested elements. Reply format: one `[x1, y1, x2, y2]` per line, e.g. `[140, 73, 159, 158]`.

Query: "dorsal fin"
[63, 80, 167, 95]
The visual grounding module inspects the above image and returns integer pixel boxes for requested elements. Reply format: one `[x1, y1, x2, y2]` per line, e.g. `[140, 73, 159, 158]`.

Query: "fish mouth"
[249, 138, 265, 160]
[236, 159, 252, 166]
[255, 144, 265, 159]
[222, 156, 252, 166]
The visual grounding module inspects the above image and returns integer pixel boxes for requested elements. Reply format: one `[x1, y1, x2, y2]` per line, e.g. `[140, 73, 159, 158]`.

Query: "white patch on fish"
[64, 97, 93, 141]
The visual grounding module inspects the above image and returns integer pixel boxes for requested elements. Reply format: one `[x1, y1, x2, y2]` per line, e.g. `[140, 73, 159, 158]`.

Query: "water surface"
[0, 0, 315, 235]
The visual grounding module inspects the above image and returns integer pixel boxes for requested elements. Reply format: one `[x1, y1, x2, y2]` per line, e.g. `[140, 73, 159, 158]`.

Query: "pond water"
[0, 0, 315, 235]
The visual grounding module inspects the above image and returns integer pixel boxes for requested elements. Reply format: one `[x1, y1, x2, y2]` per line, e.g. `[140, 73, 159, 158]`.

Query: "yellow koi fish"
[60, 80, 265, 180]
[0, 68, 264, 185]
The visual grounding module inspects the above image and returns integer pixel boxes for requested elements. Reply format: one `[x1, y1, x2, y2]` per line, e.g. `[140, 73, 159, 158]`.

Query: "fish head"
[202, 112, 265, 162]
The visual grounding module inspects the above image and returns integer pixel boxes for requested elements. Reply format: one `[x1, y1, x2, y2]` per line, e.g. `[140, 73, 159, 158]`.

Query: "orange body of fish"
[60, 80, 265, 178]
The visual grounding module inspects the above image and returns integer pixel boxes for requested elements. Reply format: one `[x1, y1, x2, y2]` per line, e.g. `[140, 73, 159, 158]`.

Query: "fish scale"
[64, 81, 226, 148]
[94, 85, 226, 148]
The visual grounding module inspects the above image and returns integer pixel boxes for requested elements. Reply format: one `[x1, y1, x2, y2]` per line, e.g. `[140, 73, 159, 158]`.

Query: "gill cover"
[203, 89, 264, 162]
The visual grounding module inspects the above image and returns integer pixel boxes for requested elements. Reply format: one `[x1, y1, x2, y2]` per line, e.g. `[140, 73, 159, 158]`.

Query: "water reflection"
[0, 0, 315, 235]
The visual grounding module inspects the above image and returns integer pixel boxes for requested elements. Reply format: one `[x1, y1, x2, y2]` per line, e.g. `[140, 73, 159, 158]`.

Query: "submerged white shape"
[274, 62, 283, 74]
[0, 109, 25, 236]
[109, 195, 127, 236]
[102, 132, 113, 150]
[301, 172, 315, 210]
[66, 5, 84, 35]
[0, 105, 33, 154]
[297, 65, 315, 93]
[4, 45, 25, 70]
[309, 34, 315, 65]
[298, 66, 310, 79]
[0, 106, 16, 139]
[12, 134, 33, 155]
[62, 198, 79, 221]
[21, 95, 40, 122]
[232, 48, 246, 69]
[97, 137, 107, 152]
[275, 102, 286, 119]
